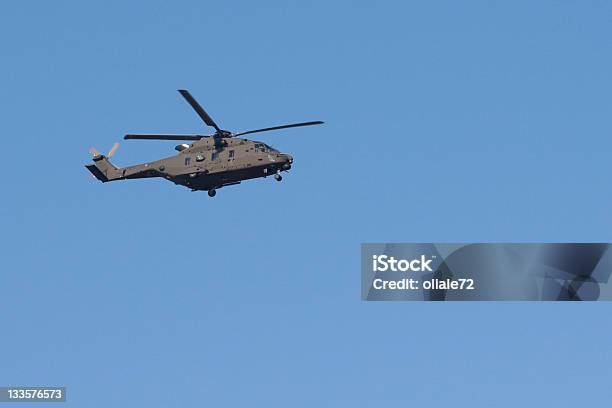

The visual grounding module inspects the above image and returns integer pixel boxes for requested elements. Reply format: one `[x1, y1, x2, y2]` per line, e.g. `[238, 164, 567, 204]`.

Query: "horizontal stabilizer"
[86, 164, 109, 182]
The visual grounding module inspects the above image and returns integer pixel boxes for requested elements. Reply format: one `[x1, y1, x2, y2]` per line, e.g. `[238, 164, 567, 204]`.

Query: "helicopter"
[86, 89, 323, 197]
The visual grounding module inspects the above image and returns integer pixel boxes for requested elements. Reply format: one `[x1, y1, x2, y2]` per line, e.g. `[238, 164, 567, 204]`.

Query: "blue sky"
[1, 1, 611, 406]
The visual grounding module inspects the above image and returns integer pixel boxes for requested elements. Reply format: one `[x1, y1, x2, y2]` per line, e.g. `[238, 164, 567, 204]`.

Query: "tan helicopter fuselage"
[87, 137, 293, 192]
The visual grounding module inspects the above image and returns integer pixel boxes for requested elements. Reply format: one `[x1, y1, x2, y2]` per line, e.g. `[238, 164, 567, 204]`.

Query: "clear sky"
[1, 1, 611, 406]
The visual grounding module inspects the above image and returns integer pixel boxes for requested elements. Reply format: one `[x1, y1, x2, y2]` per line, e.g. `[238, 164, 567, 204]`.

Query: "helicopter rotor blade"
[233, 121, 324, 137]
[177, 89, 222, 133]
[124, 134, 204, 141]
[107, 142, 120, 158]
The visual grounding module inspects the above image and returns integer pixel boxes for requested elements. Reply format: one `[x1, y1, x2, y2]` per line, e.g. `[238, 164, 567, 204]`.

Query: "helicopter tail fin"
[85, 148, 123, 182]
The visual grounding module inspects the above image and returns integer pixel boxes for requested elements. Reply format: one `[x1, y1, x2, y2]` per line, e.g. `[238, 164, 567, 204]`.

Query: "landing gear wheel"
[274, 174, 283, 182]
[208, 189, 217, 197]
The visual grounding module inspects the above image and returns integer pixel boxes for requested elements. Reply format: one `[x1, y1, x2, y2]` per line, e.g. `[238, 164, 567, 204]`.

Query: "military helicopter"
[86, 89, 323, 197]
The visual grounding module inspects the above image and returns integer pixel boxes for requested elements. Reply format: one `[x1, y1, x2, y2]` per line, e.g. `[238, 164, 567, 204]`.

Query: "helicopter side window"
[184, 157, 191, 166]
[229, 150, 235, 160]
[254, 143, 266, 152]
[212, 152, 219, 161]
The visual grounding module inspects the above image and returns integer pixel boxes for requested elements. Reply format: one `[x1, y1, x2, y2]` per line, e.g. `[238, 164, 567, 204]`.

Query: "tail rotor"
[88, 143, 120, 158]
[107, 143, 120, 158]
[89, 147, 101, 158]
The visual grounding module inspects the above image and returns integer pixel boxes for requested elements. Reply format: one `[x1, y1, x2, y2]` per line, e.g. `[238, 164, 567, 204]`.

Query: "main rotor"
[124, 89, 323, 142]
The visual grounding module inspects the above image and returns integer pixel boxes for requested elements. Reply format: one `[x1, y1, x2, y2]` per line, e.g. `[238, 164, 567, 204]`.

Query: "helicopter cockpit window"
[254, 143, 265, 152]
[264, 144, 278, 152]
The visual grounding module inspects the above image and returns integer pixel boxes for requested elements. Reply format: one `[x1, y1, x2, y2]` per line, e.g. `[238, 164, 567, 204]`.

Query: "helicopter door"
[227, 150, 237, 169]
[211, 150, 225, 172]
